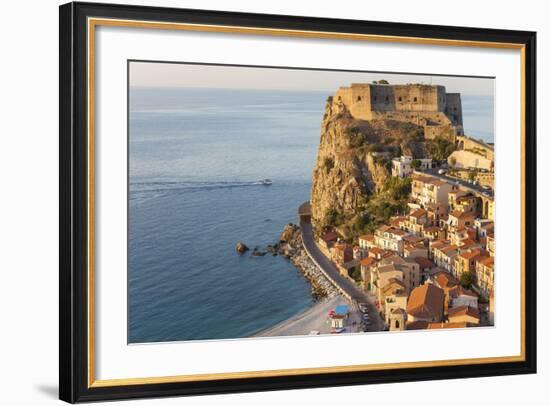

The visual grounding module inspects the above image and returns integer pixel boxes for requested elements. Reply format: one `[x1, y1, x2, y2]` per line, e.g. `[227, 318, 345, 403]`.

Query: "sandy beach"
[253, 295, 352, 337]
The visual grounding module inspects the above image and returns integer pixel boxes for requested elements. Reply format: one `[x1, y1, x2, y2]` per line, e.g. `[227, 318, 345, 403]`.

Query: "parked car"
[331, 327, 345, 334]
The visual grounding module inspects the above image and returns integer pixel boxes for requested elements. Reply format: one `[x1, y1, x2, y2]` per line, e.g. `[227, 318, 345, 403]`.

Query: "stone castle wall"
[333, 83, 463, 136]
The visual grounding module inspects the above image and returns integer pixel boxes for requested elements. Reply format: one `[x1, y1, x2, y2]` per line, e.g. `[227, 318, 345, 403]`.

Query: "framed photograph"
[59, 2, 537, 403]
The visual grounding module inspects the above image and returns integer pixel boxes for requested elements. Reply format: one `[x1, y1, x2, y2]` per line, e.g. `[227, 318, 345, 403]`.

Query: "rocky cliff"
[310, 96, 437, 237]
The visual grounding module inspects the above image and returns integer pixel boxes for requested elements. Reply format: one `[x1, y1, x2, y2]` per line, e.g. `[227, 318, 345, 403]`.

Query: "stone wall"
[332, 83, 462, 137]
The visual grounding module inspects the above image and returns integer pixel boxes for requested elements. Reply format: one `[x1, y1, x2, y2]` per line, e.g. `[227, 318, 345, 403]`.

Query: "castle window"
[357, 96, 362, 101]
[385, 97, 389, 104]
[413, 97, 418, 102]
[398, 97, 402, 102]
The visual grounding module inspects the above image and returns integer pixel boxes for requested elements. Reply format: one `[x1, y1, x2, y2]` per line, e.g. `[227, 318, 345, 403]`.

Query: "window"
[357, 96, 362, 101]
[414, 97, 418, 102]
[395, 320, 400, 329]
[398, 97, 402, 102]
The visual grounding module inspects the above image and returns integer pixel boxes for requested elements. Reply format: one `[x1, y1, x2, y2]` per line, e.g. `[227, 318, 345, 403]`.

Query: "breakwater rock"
[279, 223, 338, 300]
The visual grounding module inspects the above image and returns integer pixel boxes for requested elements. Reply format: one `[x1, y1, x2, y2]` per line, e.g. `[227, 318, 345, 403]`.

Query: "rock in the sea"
[279, 223, 299, 243]
[250, 250, 267, 257]
[235, 242, 249, 254]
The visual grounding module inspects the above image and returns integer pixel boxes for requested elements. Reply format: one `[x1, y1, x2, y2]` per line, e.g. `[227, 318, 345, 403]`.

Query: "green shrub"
[323, 156, 335, 173]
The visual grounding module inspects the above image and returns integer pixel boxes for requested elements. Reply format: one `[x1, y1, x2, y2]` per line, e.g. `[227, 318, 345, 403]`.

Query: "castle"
[333, 83, 464, 139]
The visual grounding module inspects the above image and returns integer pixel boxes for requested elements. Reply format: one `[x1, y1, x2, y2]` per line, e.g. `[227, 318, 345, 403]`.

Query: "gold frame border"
[87, 17, 527, 388]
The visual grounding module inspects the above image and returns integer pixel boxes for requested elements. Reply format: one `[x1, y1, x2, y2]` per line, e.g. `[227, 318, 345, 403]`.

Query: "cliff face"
[310, 97, 429, 235]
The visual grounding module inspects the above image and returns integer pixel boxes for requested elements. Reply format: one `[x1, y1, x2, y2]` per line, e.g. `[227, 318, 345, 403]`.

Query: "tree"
[449, 156, 457, 167]
[460, 271, 473, 288]
[411, 159, 422, 170]
[378, 79, 389, 84]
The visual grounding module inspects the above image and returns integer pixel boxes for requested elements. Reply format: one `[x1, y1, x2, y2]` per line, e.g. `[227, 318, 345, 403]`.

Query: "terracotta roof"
[448, 305, 480, 320]
[413, 257, 435, 270]
[450, 210, 476, 219]
[477, 256, 494, 267]
[434, 271, 459, 289]
[388, 227, 407, 236]
[430, 240, 448, 250]
[423, 226, 441, 233]
[369, 247, 384, 255]
[320, 231, 338, 242]
[407, 284, 445, 319]
[406, 320, 430, 330]
[426, 322, 468, 329]
[448, 285, 478, 299]
[459, 239, 478, 249]
[360, 257, 377, 267]
[459, 249, 482, 260]
[358, 234, 374, 241]
[410, 208, 427, 218]
[403, 235, 425, 243]
[382, 278, 407, 295]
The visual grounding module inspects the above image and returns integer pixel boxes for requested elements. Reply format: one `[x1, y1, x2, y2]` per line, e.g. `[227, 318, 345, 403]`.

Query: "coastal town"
[264, 82, 496, 336]
[309, 161, 494, 333]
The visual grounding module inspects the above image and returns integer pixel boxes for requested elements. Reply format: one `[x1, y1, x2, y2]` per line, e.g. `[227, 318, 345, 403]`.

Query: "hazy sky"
[129, 61, 494, 97]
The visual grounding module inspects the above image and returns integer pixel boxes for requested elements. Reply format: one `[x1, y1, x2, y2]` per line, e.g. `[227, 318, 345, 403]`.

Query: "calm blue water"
[128, 86, 493, 344]
[128, 88, 325, 343]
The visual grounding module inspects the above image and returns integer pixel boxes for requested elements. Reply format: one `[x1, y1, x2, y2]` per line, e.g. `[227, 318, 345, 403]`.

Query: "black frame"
[60, 1, 537, 403]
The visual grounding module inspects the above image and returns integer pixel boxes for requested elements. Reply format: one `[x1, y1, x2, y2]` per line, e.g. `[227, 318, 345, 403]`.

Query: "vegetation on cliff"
[310, 95, 453, 240]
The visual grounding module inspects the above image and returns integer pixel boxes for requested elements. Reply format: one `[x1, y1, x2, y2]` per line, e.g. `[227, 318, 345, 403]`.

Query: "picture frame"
[59, 1, 537, 403]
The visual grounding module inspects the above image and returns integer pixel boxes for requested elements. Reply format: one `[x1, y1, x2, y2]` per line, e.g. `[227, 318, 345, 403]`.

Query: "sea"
[128, 87, 494, 344]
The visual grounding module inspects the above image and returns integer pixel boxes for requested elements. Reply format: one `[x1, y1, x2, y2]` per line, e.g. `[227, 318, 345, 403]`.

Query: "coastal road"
[299, 220, 385, 332]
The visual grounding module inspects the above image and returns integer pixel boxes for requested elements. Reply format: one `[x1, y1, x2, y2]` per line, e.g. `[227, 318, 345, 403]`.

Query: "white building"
[392, 156, 433, 178]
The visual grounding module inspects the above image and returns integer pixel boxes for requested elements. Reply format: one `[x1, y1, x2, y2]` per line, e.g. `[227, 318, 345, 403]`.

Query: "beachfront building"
[475, 255, 494, 298]
[392, 156, 434, 178]
[454, 248, 482, 279]
[360, 256, 378, 290]
[403, 239, 429, 259]
[406, 283, 445, 324]
[389, 308, 407, 331]
[318, 230, 338, 256]
[380, 278, 408, 324]
[413, 257, 436, 283]
[378, 255, 421, 293]
[474, 218, 495, 240]
[432, 242, 459, 273]
[401, 208, 429, 236]
[374, 225, 409, 255]
[392, 155, 413, 178]
[448, 210, 476, 232]
[486, 233, 495, 257]
[448, 285, 478, 309]
[411, 173, 457, 211]
[423, 225, 445, 242]
[358, 234, 375, 250]
[330, 305, 349, 330]
[489, 199, 495, 221]
[447, 305, 480, 325]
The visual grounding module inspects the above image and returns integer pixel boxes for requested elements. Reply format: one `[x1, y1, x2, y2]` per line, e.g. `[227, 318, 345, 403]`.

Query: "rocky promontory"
[309, 92, 453, 238]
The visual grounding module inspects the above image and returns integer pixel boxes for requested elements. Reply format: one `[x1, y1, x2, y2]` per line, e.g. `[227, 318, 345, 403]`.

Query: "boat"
[260, 179, 272, 186]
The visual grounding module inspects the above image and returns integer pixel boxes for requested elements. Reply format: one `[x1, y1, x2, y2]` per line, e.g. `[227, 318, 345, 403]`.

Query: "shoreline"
[252, 294, 343, 337]
[250, 224, 346, 337]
